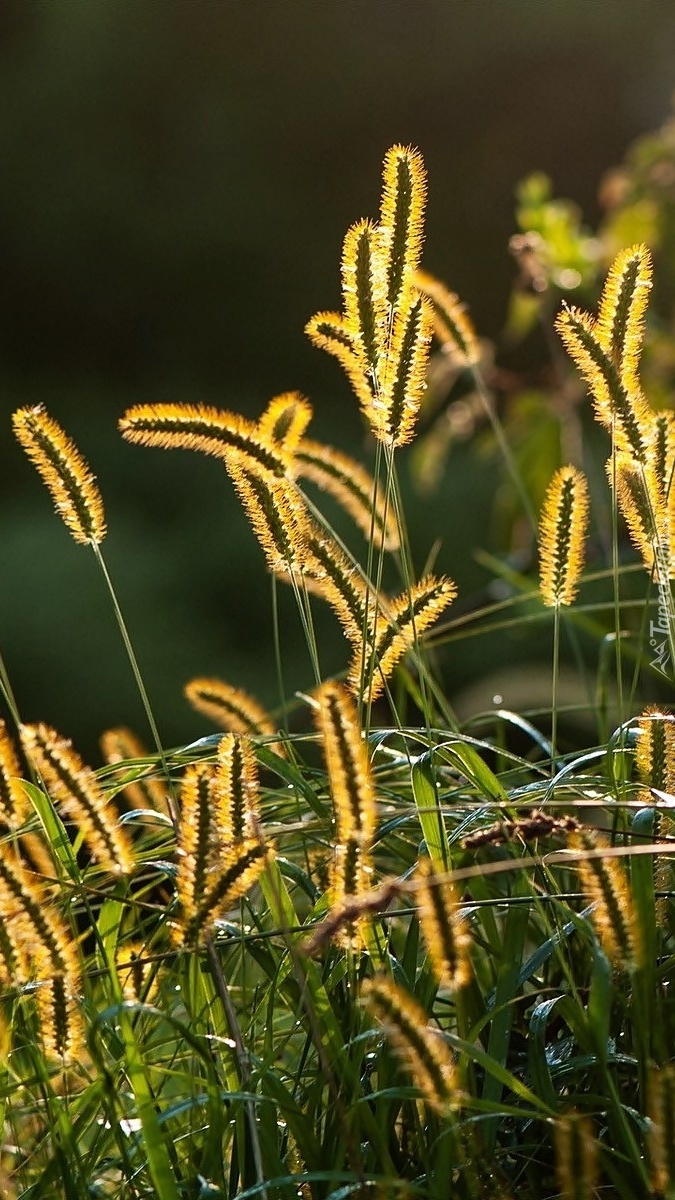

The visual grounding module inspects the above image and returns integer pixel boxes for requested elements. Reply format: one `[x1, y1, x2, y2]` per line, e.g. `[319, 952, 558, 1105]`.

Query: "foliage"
[0, 143, 673, 1200]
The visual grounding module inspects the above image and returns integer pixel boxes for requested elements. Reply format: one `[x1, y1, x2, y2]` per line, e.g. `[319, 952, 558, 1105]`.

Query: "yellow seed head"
[120, 403, 290, 474]
[340, 218, 387, 379]
[21, 722, 135, 876]
[554, 1113, 598, 1200]
[34, 971, 85, 1064]
[555, 304, 650, 463]
[538, 466, 589, 607]
[13, 405, 106, 545]
[377, 290, 434, 448]
[329, 839, 374, 949]
[417, 857, 471, 991]
[379, 144, 427, 311]
[304, 312, 374, 417]
[363, 974, 457, 1115]
[307, 146, 431, 449]
[184, 677, 284, 756]
[571, 830, 640, 967]
[0, 846, 80, 982]
[648, 409, 675, 503]
[314, 681, 376, 845]
[414, 269, 479, 368]
[349, 575, 457, 702]
[213, 733, 261, 846]
[0, 719, 29, 828]
[100, 727, 170, 816]
[294, 438, 400, 551]
[301, 519, 374, 645]
[177, 840, 269, 947]
[225, 454, 309, 575]
[635, 706, 675, 793]
[596, 243, 652, 390]
[610, 454, 666, 574]
[176, 761, 216, 923]
[257, 392, 313, 452]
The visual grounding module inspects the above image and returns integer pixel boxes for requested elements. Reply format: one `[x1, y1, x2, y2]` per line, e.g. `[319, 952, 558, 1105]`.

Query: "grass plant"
[0, 145, 673, 1199]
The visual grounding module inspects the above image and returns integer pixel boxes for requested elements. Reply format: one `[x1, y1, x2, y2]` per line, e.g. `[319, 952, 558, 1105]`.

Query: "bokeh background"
[1, 0, 675, 758]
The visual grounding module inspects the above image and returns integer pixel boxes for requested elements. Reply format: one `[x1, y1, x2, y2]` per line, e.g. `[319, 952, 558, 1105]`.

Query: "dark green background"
[1, 1, 673, 757]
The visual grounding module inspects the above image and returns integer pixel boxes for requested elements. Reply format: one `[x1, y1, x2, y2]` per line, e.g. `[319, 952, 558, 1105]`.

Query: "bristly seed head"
[416, 856, 471, 991]
[554, 1112, 598, 1200]
[13, 405, 106, 545]
[635, 706, 675, 794]
[363, 974, 457, 1115]
[21, 722, 135, 876]
[538, 465, 589, 607]
[571, 829, 640, 968]
[306, 145, 434, 449]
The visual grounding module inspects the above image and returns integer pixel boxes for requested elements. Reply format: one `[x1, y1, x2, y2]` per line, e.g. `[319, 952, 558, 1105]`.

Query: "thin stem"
[551, 603, 561, 776]
[90, 541, 179, 830]
[0, 650, 21, 732]
[609, 430, 624, 731]
[271, 575, 290, 739]
[205, 936, 268, 1200]
[471, 366, 537, 535]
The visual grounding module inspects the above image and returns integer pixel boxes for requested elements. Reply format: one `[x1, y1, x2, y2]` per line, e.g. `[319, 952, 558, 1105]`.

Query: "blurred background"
[2, 0, 675, 759]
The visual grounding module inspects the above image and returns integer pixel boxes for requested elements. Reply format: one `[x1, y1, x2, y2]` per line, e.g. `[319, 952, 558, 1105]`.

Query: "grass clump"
[0, 144, 673, 1200]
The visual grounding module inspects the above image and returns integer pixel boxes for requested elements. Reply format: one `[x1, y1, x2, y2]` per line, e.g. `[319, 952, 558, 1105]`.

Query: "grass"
[0, 146, 672, 1200]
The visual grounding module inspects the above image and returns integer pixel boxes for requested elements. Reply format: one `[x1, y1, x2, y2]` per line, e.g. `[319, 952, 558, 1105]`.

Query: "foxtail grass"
[1, 149, 674, 1200]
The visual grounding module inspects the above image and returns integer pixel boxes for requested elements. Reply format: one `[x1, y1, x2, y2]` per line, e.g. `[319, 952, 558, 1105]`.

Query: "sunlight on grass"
[0, 146, 672, 1200]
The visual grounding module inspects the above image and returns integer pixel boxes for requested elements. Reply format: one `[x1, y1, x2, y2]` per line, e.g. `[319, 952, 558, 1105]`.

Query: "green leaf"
[411, 752, 449, 861]
[18, 779, 79, 879]
[434, 739, 508, 804]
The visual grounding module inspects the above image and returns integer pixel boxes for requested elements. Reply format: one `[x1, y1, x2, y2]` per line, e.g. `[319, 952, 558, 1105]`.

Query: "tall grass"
[0, 147, 673, 1200]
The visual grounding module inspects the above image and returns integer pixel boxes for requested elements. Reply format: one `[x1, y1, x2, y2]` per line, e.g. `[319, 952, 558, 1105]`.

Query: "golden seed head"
[293, 438, 400, 551]
[349, 574, 457, 702]
[554, 1112, 598, 1200]
[329, 840, 374, 949]
[13, 405, 106, 545]
[379, 144, 427, 311]
[377, 291, 435, 447]
[610, 454, 666, 574]
[213, 733, 261, 846]
[177, 840, 269, 947]
[99, 726, 170, 816]
[555, 302, 650, 463]
[300, 519, 374, 644]
[417, 856, 471, 991]
[35, 971, 85, 1064]
[225, 454, 309, 575]
[184, 677, 284, 755]
[314, 681, 376, 846]
[257, 391, 313, 452]
[176, 761, 217, 921]
[635, 706, 675, 794]
[363, 974, 457, 1114]
[414, 269, 480, 367]
[307, 145, 433, 449]
[571, 830, 640, 967]
[596, 243, 652, 388]
[119, 403, 290, 475]
[0, 719, 29, 828]
[21, 722, 135, 876]
[538, 465, 589, 607]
